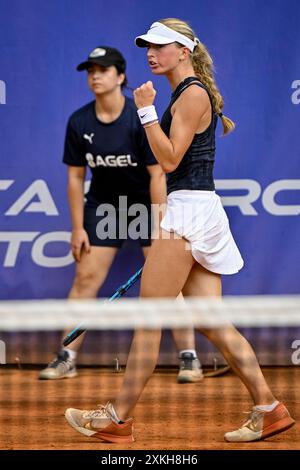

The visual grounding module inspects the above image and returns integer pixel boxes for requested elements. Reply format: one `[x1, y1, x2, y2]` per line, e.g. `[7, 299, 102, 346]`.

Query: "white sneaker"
[177, 352, 203, 383]
[39, 350, 77, 380]
[224, 402, 295, 442]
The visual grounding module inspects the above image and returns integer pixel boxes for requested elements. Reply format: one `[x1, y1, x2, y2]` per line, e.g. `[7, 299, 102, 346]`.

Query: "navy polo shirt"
[63, 97, 157, 207]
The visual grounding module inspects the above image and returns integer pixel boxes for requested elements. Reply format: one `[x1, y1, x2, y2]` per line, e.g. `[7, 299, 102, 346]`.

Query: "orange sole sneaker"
[225, 402, 295, 442]
[92, 420, 134, 443]
[261, 403, 295, 440]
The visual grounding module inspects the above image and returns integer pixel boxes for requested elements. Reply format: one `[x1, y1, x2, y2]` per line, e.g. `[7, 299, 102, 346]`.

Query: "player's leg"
[182, 263, 273, 403]
[113, 231, 195, 420]
[182, 263, 295, 441]
[142, 245, 203, 383]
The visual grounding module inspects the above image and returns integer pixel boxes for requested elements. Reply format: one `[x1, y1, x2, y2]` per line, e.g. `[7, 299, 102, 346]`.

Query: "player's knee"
[73, 270, 100, 295]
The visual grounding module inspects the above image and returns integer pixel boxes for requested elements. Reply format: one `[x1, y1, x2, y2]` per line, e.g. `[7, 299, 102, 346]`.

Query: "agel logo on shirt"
[85, 152, 138, 168]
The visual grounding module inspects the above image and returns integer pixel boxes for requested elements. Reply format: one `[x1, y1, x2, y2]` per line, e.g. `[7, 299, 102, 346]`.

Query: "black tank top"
[160, 76, 218, 194]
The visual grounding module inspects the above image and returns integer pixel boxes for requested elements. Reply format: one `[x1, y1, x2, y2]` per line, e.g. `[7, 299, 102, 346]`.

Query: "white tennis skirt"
[160, 190, 244, 275]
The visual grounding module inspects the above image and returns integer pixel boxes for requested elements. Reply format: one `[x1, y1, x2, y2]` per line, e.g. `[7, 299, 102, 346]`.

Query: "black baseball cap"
[77, 46, 126, 73]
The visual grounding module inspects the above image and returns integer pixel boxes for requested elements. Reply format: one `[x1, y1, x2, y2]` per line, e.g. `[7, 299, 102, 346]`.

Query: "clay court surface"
[0, 367, 299, 450]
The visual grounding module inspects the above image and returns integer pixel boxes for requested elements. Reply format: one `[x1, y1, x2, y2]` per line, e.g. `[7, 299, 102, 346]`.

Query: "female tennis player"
[39, 45, 202, 384]
[65, 22, 295, 443]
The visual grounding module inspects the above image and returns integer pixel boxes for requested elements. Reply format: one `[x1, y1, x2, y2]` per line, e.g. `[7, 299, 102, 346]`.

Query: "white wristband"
[137, 105, 158, 125]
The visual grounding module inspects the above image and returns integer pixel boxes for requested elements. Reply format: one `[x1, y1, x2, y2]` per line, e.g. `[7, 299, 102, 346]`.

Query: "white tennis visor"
[135, 22, 196, 52]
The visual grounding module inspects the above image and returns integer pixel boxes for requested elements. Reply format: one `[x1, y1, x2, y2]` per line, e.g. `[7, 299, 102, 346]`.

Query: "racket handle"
[62, 328, 86, 347]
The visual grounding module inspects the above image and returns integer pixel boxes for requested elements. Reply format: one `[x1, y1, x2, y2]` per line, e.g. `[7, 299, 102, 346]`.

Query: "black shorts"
[84, 202, 152, 248]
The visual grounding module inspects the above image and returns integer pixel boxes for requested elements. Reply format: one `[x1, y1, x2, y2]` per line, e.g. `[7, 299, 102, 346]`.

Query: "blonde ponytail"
[159, 18, 235, 135]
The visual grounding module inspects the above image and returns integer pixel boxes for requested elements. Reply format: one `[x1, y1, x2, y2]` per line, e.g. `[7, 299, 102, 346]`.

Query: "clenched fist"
[134, 81, 156, 109]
